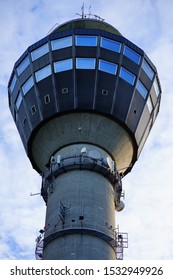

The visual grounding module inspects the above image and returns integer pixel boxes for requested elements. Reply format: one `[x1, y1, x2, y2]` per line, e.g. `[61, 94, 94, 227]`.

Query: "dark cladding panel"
[76, 70, 96, 109]
[100, 48, 121, 64]
[17, 104, 31, 140]
[76, 47, 97, 58]
[24, 88, 41, 129]
[54, 70, 74, 112]
[125, 90, 146, 133]
[139, 69, 153, 91]
[37, 76, 57, 118]
[52, 48, 73, 62]
[112, 79, 134, 122]
[95, 71, 117, 114]
[135, 105, 151, 145]
[121, 56, 140, 76]
[32, 54, 50, 72]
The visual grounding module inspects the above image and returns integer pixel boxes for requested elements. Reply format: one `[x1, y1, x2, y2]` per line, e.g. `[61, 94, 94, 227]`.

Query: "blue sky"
[0, 0, 173, 260]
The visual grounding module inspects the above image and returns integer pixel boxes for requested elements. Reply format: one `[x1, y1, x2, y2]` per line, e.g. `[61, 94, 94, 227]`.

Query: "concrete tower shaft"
[8, 17, 161, 260]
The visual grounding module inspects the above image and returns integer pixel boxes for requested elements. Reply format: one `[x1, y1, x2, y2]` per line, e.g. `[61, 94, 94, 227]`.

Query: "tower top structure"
[8, 16, 161, 176]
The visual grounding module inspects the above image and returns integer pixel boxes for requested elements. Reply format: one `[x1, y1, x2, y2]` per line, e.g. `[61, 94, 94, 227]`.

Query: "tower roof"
[51, 18, 122, 36]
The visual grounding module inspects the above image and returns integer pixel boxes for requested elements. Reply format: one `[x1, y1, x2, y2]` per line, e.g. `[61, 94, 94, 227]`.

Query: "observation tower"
[8, 14, 161, 260]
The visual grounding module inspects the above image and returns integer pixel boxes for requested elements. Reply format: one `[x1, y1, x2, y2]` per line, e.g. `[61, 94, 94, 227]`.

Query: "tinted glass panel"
[15, 91, 22, 110]
[101, 37, 121, 53]
[76, 58, 96, 69]
[35, 65, 51, 82]
[17, 56, 30, 75]
[22, 76, 34, 95]
[147, 96, 153, 113]
[9, 73, 17, 93]
[120, 67, 136, 85]
[76, 35, 97, 46]
[51, 36, 72, 50]
[136, 80, 148, 98]
[142, 59, 154, 80]
[31, 43, 49, 61]
[54, 59, 73, 73]
[123, 46, 141, 64]
[99, 59, 118, 75]
[153, 78, 160, 97]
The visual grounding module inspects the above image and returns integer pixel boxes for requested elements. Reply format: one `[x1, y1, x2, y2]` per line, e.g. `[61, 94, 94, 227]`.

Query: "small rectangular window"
[17, 56, 30, 75]
[51, 36, 72, 50]
[142, 59, 154, 80]
[44, 95, 50, 104]
[101, 37, 121, 53]
[22, 76, 34, 95]
[147, 96, 153, 113]
[99, 59, 118, 75]
[54, 59, 73, 73]
[76, 58, 96, 69]
[9, 73, 17, 93]
[31, 43, 49, 61]
[136, 80, 148, 99]
[153, 78, 160, 97]
[31, 105, 36, 115]
[15, 91, 22, 110]
[119, 67, 136, 85]
[35, 65, 51, 82]
[75, 35, 97, 46]
[123, 46, 141, 64]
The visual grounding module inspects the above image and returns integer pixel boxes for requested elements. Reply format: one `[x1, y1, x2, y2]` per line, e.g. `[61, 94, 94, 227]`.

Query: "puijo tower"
[8, 14, 161, 260]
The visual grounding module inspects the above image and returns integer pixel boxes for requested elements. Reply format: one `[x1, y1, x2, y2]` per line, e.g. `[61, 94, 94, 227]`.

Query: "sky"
[0, 0, 173, 260]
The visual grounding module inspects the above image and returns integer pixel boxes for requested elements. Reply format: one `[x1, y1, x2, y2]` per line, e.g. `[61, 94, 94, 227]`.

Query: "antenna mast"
[76, 3, 105, 21]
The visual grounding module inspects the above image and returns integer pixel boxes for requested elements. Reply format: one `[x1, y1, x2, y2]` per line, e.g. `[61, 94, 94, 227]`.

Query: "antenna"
[76, 3, 105, 21]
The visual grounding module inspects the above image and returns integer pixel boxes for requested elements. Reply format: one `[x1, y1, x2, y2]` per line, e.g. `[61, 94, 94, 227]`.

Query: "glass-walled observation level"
[8, 30, 161, 161]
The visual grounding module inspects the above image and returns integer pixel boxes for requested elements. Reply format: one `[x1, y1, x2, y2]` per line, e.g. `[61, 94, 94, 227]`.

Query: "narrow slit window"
[22, 76, 34, 95]
[15, 91, 22, 110]
[142, 59, 154, 80]
[153, 78, 160, 97]
[123, 46, 141, 64]
[75, 35, 97, 46]
[17, 56, 30, 75]
[136, 80, 148, 99]
[31, 43, 49, 61]
[35, 65, 51, 82]
[9, 73, 17, 93]
[99, 59, 118, 75]
[101, 37, 121, 53]
[147, 96, 153, 113]
[119, 67, 136, 85]
[51, 36, 72, 50]
[54, 59, 73, 73]
[76, 58, 96, 69]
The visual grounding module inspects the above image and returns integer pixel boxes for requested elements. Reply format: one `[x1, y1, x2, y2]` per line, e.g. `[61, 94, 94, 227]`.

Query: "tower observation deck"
[8, 17, 161, 260]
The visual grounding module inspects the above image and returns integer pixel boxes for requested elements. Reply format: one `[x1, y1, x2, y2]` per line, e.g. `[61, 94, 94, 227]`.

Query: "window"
[17, 56, 30, 75]
[15, 91, 22, 110]
[76, 58, 96, 69]
[147, 96, 153, 113]
[123, 46, 141, 64]
[75, 35, 97, 46]
[136, 80, 148, 98]
[153, 78, 160, 97]
[35, 65, 51, 82]
[54, 59, 73, 73]
[99, 59, 118, 75]
[31, 105, 36, 115]
[51, 36, 72, 50]
[44, 95, 50, 104]
[101, 37, 121, 53]
[142, 59, 154, 80]
[9, 73, 17, 93]
[119, 67, 136, 85]
[31, 43, 49, 61]
[22, 76, 34, 95]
